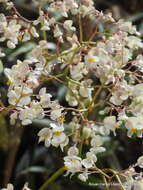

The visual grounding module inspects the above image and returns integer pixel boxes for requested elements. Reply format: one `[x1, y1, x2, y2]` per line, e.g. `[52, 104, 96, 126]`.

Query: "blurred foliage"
[0, 0, 143, 190]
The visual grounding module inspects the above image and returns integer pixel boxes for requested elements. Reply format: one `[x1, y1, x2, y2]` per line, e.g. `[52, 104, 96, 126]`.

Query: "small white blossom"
[81, 152, 97, 168]
[30, 26, 39, 38]
[63, 20, 76, 31]
[64, 155, 82, 173]
[38, 123, 68, 150]
[67, 146, 79, 156]
[39, 88, 52, 108]
[137, 156, 143, 168]
[125, 116, 143, 137]
[7, 86, 32, 106]
[38, 128, 53, 147]
[10, 111, 18, 125]
[19, 101, 44, 125]
[103, 116, 119, 135]
[78, 172, 88, 182]
[1, 183, 14, 190]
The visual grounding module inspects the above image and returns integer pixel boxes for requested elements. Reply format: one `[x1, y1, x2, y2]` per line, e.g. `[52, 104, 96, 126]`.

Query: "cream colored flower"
[38, 128, 53, 147]
[81, 152, 97, 168]
[125, 116, 143, 137]
[64, 155, 82, 173]
[38, 123, 68, 149]
[39, 87, 52, 108]
[103, 116, 119, 135]
[137, 156, 143, 168]
[1, 183, 14, 190]
[7, 86, 32, 106]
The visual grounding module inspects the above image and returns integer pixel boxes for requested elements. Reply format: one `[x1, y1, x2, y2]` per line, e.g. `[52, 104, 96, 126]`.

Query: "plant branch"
[39, 167, 65, 190]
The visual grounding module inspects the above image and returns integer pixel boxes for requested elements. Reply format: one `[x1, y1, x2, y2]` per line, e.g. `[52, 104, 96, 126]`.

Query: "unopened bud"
[82, 127, 91, 139]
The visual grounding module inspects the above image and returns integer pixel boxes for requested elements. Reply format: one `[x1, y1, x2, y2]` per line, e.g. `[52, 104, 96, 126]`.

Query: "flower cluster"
[0, 0, 143, 186]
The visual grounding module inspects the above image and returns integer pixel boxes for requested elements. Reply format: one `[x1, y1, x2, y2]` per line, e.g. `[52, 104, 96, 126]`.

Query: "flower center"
[54, 131, 62, 136]
[131, 128, 137, 133]
[88, 57, 96, 63]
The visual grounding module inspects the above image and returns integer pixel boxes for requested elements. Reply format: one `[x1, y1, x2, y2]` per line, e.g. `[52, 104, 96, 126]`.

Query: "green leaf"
[8, 42, 36, 61]
[17, 166, 48, 176]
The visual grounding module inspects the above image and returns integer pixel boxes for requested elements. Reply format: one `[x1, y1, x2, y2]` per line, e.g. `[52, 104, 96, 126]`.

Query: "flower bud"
[78, 173, 88, 182]
[82, 127, 92, 139]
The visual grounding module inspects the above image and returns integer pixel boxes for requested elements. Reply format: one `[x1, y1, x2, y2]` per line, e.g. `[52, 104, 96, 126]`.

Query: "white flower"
[90, 147, 106, 154]
[125, 116, 143, 137]
[39, 87, 52, 108]
[118, 111, 129, 121]
[64, 145, 82, 173]
[41, 20, 50, 31]
[19, 108, 33, 125]
[7, 40, 15, 49]
[19, 101, 44, 125]
[1, 18, 21, 48]
[133, 55, 143, 72]
[29, 40, 49, 65]
[38, 123, 68, 149]
[133, 179, 143, 190]
[65, 0, 78, 15]
[10, 111, 18, 125]
[67, 146, 79, 156]
[1, 183, 14, 190]
[4, 59, 30, 87]
[103, 116, 119, 135]
[132, 84, 143, 97]
[38, 128, 53, 147]
[117, 20, 139, 34]
[126, 36, 143, 49]
[48, 1, 68, 17]
[50, 101, 63, 120]
[82, 126, 92, 139]
[60, 136, 69, 151]
[22, 31, 31, 42]
[66, 90, 78, 106]
[30, 26, 39, 38]
[63, 20, 76, 31]
[22, 183, 31, 190]
[0, 48, 5, 57]
[110, 81, 132, 105]
[0, 14, 7, 31]
[50, 109, 63, 121]
[78, 172, 88, 182]
[81, 152, 97, 168]
[7, 86, 32, 106]
[51, 123, 67, 147]
[91, 135, 103, 147]
[64, 155, 82, 173]
[85, 54, 99, 69]
[70, 62, 87, 81]
[54, 25, 63, 42]
[79, 79, 93, 98]
[137, 156, 143, 168]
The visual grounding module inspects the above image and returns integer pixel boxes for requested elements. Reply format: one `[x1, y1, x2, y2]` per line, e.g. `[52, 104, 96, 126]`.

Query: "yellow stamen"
[114, 125, 120, 129]
[88, 57, 96, 63]
[57, 116, 65, 123]
[6, 80, 13, 85]
[64, 166, 70, 171]
[131, 128, 137, 133]
[53, 131, 62, 136]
